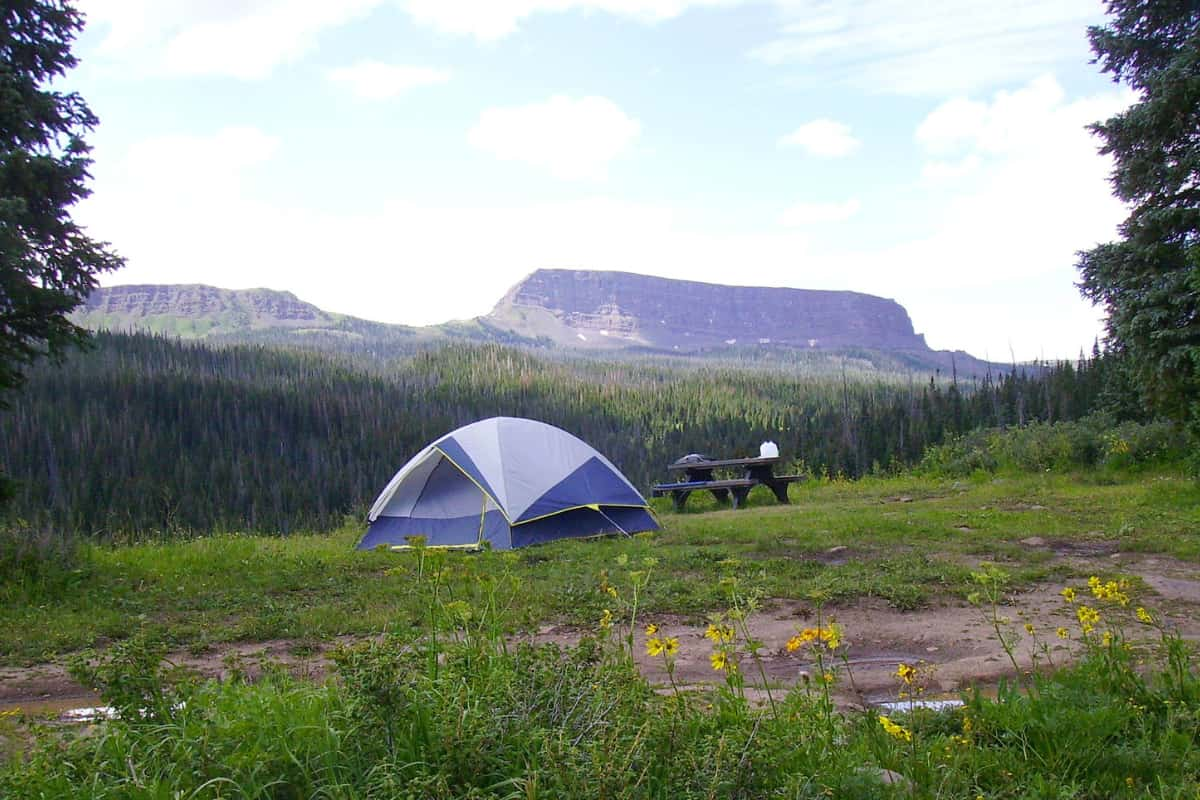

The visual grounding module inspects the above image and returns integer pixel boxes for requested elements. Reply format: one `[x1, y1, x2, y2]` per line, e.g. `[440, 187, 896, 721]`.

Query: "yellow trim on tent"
[511, 502, 651, 527]
[433, 445, 514, 525]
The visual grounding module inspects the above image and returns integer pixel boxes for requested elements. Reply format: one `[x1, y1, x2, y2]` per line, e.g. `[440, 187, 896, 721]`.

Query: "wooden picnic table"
[650, 454, 806, 511]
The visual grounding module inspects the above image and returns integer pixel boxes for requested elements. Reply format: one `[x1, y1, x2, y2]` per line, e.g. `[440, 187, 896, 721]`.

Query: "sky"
[67, 0, 1132, 361]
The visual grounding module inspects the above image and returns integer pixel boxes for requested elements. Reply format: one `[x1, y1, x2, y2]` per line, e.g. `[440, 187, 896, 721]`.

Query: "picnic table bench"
[650, 454, 806, 511]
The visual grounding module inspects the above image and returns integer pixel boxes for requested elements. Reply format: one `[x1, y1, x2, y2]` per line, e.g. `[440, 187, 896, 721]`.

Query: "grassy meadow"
[1, 426, 1198, 798]
[2, 467, 1198, 666]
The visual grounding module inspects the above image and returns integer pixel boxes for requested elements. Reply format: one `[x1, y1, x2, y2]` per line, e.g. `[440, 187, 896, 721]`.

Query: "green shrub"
[920, 417, 1186, 477]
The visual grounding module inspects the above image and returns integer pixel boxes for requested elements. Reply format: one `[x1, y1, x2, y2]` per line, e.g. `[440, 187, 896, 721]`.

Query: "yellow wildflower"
[878, 715, 912, 743]
[1061, 587, 1076, 603]
[1102, 631, 1114, 647]
[1136, 607, 1153, 624]
[663, 637, 679, 656]
[823, 623, 843, 650]
[1056, 627, 1069, 639]
[821, 671, 835, 684]
[1090, 577, 1130, 606]
[705, 624, 735, 644]
[600, 608, 613, 630]
[896, 663, 917, 685]
[645, 623, 659, 636]
[1024, 623, 1035, 635]
[1076, 604, 1101, 634]
[710, 650, 733, 672]
[646, 637, 665, 657]
[605, 586, 618, 599]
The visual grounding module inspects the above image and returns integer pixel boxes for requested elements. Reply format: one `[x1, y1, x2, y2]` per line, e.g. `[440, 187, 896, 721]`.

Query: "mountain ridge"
[76, 272, 1003, 376]
[487, 269, 930, 352]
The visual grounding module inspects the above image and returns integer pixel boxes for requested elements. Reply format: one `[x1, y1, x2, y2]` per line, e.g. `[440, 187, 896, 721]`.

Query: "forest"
[0, 332, 1127, 537]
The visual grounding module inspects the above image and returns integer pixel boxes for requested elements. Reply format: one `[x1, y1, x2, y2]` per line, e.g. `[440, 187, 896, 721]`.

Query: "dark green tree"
[1, 1, 121, 501]
[1, 0, 122, 396]
[1077, 1, 1200, 427]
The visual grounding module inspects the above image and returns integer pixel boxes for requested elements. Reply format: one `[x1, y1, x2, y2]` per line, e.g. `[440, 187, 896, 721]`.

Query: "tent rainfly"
[358, 417, 658, 551]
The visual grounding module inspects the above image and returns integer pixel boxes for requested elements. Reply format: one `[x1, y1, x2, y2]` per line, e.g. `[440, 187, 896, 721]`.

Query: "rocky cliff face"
[83, 284, 328, 322]
[77, 284, 338, 336]
[489, 269, 930, 351]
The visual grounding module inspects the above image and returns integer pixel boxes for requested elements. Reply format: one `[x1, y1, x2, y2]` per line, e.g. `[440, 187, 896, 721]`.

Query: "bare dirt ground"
[4, 550, 1198, 716]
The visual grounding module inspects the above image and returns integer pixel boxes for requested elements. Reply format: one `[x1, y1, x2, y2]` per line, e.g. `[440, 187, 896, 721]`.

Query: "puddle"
[58, 706, 117, 722]
[875, 698, 964, 713]
[0, 694, 101, 718]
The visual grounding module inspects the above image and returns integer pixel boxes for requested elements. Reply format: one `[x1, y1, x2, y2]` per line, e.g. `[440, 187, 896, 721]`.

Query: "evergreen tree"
[1077, 1, 1200, 427]
[1, 1, 122, 395]
[1, 0, 121, 502]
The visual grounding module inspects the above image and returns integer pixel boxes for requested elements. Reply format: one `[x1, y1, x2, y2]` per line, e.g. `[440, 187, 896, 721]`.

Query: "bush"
[919, 416, 1186, 477]
[0, 522, 88, 605]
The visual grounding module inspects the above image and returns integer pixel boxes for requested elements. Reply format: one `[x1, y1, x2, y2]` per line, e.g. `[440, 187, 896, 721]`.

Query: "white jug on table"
[759, 441, 779, 458]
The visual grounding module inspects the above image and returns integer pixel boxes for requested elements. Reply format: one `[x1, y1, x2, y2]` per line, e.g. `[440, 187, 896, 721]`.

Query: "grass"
[1, 467, 1198, 666]
[1, 541, 1197, 799]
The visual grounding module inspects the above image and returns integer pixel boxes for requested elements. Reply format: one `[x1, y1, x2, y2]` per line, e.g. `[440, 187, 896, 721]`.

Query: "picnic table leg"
[708, 488, 730, 505]
[671, 490, 691, 512]
[767, 481, 790, 504]
[730, 485, 752, 509]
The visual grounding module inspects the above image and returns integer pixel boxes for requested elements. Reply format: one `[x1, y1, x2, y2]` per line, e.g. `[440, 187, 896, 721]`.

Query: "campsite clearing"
[1, 469, 1198, 689]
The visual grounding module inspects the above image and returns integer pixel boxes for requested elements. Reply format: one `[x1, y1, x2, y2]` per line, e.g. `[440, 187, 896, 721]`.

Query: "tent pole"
[596, 507, 632, 538]
[476, 494, 487, 548]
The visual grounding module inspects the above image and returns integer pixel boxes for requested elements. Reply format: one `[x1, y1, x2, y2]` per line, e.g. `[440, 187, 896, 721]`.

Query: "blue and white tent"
[358, 417, 658, 551]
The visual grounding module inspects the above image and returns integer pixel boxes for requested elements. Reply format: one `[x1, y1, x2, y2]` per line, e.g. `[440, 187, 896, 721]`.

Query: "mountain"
[487, 269, 930, 351]
[485, 269, 995, 375]
[76, 273, 1003, 376]
[73, 284, 514, 350]
[77, 284, 347, 337]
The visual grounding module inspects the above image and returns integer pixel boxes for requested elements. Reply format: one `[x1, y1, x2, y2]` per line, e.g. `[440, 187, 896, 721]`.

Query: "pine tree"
[1, 1, 122, 397]
[1077, 1, 1200, 427]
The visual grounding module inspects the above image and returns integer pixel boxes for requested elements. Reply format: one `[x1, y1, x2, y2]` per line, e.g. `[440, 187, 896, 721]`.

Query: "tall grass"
[2, 556, 1197, 798]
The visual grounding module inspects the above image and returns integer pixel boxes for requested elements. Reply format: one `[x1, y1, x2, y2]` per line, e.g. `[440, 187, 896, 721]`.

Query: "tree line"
[0, 332, 1133, 538]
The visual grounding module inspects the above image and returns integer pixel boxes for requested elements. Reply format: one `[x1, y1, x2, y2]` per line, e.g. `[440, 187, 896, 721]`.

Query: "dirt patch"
[1046, 539, 1121, 557]
[0, 638, 346, 715]
[4, 556, 1198, 716]
[556, 586, 1088, 706]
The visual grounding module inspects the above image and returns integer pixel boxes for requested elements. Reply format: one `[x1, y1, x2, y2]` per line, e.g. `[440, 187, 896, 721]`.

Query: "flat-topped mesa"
[490, 269, 930, 351]
[83, 284, 327, 322]
[76, 284, 347, 340]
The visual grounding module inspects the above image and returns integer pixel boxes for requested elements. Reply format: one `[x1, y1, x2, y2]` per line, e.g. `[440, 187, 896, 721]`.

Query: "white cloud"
[754, 0, 1106, 95]
[400, 0, 736, 40]
[327, 61, 450, 99]
[821, 75, 1133, 358]
[920, 155, 982, 182]
[779, 198, 860, 226]
[78, 0, 381, 78]
[121, 126, 280, 189]
[778, 119, 860, 157]
[468, 95, 641, 180]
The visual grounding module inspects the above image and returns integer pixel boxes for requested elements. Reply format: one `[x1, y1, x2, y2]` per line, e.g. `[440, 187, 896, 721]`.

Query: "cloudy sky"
[69, 0, 1130, 360]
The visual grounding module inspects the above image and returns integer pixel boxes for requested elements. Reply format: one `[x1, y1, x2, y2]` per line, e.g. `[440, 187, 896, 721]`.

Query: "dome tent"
[358, 417, 658, 551]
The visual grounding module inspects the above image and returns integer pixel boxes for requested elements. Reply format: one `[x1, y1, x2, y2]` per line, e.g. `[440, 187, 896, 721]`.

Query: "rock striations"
[83, 284, 329, 324]
[487, 269, 931, 352]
